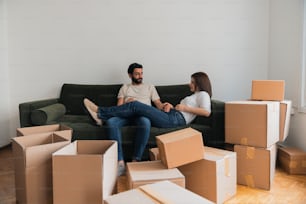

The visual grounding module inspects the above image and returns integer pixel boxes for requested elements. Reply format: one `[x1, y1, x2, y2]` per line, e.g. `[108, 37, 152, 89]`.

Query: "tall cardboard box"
[17, 124, 72, 141]
[278, 146, 306, 174]
[12, 132, 71, 204]
[156, 127, 204, 168]
[235, 144, 277, 190]
[251, 80, 285, 101]
[52, 140, 117, 204]
[126, 160, 185, 190]
[179, 146, 237, 204]
[104, 180, 214, 204]
[225, 101, 280, 148]
[279, 100, 292, 142]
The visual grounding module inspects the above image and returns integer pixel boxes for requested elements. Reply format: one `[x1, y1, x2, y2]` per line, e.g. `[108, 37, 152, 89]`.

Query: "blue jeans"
[97, 101, 186, 128]
[106, 116, 150, 161]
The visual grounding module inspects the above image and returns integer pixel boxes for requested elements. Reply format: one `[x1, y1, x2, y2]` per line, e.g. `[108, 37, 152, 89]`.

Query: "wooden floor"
[1, 144, 306, 204]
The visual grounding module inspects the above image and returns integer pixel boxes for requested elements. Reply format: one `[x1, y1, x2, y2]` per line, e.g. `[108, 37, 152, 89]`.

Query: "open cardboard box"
[52, 140, 117, 204]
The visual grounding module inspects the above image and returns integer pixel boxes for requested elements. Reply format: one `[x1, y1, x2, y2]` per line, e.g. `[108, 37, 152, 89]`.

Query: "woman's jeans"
[97, 101, 186, 128]
[106, 116, 150, 161]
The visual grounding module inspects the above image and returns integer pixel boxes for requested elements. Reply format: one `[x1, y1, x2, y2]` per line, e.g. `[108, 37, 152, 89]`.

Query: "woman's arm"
[175, 104, 211, 117]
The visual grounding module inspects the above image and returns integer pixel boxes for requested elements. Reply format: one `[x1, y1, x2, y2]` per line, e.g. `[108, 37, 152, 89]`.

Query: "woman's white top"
[179, 91, 211, 124]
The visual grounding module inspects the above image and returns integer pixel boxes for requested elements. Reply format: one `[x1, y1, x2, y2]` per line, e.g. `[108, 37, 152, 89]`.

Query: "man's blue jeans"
[98, 101, 186, 128]
[106, 116, 151, 161]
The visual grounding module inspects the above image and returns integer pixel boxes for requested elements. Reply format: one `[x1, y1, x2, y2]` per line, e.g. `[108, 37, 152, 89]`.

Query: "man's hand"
[163, 102, 173, 112]
[125, 97, 136, 103]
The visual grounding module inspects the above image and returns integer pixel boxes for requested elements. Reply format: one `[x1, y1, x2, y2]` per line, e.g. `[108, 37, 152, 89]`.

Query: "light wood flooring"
[1, 144, 306, 204]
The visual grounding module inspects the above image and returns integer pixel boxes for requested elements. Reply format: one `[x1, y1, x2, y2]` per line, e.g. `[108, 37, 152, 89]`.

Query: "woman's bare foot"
[83, 98, 103, 126]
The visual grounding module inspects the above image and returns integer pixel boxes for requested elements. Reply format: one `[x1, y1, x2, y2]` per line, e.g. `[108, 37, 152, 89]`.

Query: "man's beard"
[132, 77, 143, 84]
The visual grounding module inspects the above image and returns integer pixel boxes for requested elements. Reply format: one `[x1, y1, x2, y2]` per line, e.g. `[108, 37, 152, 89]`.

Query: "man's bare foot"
[83, 98, 103, 126]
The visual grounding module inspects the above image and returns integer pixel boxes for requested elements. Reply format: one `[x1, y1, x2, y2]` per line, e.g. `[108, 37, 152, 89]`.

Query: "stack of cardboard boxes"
[225, 80, 292, 190]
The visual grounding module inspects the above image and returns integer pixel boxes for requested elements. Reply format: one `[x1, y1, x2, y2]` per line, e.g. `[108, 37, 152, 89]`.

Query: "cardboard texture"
[105, 180, 214, 204]
[179, 146, 237, 204]
[225, 101, 280, 148]
[156, 127, 204, 168]
[12, 132, 71, 204]
[126, 160, 185, 190]
[16, 124, 72, 141]
[279, 100, 292, 142]
[52, 140, 118, 204]
[149, 147, 160, 161]
[278, 146, 306, 174]
[251, 80, 285, 101]
[235, 144, 277, 190]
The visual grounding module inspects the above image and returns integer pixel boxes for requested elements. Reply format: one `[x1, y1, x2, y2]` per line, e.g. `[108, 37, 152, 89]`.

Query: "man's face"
[130, 68, 143, 84]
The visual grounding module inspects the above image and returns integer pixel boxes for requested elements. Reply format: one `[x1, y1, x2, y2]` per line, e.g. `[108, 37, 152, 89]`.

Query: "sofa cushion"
[31, 103, 66, 125]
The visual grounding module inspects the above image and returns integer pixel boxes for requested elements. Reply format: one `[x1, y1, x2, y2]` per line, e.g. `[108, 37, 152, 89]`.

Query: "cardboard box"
[149, 147, 160, 161]
[251, 80, 285, 101]
[278, 146, 306, 174]
[179, 146, 237, 204]
[12, 132, 71, 204]
[52, 140, 118, 204]
[104, 180, 214, 204]
[225, 101, 280, 148]
[235, 144, 277, 190]
[279, 100, 292, 142]
[17, 124, 72, 141]
[126, 160, 185, 190]
[156, 127, 204, 168]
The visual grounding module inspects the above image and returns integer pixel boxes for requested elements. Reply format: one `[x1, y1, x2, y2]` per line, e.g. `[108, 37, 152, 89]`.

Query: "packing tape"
[246, 147, 255, 159]
[302, 161, 306, 168]
[241, 137, 248, 145]
[245, 175, 255, 188]
[140, 185, 172, 204]
[289, 161, 298, 169]
[224, 157, 231, 177]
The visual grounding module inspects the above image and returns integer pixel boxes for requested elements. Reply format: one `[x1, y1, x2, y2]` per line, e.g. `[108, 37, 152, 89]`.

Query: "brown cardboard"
[235, 144, 277, 190]
[251, 80, 285, 101]
[279, 100, 292, 142]
[17, 124, 72, 141]
[156, 127, 204, 168]
[149, 147, 160, 161]
[52, 140, 117, 204]
[126, 160, 185, 190]
[105, 180, 214, 204]
[278, 146, 306, 174]
[225, 101, 280, 148]
[179, 146, 237, 204]
[12, 132, 71, 204]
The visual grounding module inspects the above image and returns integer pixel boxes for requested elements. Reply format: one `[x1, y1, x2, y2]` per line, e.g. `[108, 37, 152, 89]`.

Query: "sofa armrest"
[19, 98, 60, 127]
[210, 99, 225, 148]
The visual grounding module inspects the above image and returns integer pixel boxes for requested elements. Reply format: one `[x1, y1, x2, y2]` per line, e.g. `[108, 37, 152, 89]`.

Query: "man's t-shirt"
[118, 84, 160, 106]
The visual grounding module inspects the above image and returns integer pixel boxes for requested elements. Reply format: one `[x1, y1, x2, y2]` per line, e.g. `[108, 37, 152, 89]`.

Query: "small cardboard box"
[12, 132, 71, 204]
[251, 80, 285, 101]
[225, 101, 280, 148]
[277, 146, 306, 174]
[104, 180, 214, 204]
[235, 144, 277, 190]
[52, 140, 118, 204]
[126, 160, 185, 190]
[178, 146, 237, 204]
[279, 100, 292, 142]
[149, 147, 160, 161]
[156, 127, 204, 168]
[17, 124, 72, 141]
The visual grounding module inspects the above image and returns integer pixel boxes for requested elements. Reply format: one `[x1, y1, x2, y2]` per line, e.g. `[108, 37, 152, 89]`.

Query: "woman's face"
[189, 77, 196, 92]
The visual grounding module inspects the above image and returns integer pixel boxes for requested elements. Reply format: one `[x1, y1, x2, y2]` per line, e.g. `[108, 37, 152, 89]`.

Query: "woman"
[84, 72, 212, 128]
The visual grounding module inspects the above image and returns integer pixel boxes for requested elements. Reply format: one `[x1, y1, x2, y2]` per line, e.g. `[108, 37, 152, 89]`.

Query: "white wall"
[269, 0, 306, 151]
[1, 0, 270, 147]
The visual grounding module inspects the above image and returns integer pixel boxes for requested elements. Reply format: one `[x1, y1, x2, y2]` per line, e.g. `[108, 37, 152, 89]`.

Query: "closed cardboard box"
[17, 124, 72, 141]
[52, 140, 117, 204]
[279, 100, 292, 142]
[278, 146, 306, 174]
[235, 144, 277, 190]
[126, 160, 185, 190]
[104, 180, 214, 204]
[251, 80, 285, 101]
[179, 146, 237, 204]
[12, 132, 71, 204]
[156, 127, 204, 168]
[225, 101, 280, 148]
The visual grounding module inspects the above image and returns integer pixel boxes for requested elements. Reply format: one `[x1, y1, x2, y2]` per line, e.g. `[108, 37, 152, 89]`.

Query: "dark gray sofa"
[19, 83, 225, 160]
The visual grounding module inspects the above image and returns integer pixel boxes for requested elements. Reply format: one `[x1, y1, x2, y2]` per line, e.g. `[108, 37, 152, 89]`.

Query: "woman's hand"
[175, 104, 187, 112]
[163, 102, 173, 112]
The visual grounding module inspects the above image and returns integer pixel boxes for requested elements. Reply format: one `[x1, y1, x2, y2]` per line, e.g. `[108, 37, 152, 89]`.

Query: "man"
[107, 63, 171, 176]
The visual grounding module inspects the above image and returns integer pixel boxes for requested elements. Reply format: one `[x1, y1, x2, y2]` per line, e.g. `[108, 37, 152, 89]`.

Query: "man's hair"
[191, 72, 212, 97]
[128, 63, 143, 74]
